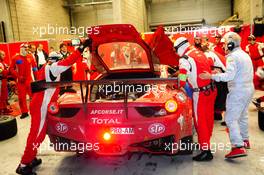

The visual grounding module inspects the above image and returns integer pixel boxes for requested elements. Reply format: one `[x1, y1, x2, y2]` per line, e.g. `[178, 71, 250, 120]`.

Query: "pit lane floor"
[1, 91, 264, 175]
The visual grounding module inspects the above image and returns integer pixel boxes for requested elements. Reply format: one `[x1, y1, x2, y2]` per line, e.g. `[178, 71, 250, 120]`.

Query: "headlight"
[165, 99, 178, 113]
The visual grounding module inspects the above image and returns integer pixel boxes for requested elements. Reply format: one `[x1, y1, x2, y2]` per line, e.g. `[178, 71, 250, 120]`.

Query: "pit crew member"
[16, 38, 92, 175]
[245, 35, 264, 72]
[200, 32, 254, 159]
[9, 44, 38, 119]
[212, 34, 225, 56]
[174, 37, 217, 161]
[204, 49, 228, 121]
[0, 50, 12, 114]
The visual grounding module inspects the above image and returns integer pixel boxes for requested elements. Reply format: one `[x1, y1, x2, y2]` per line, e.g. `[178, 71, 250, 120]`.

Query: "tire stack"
[0, 116, 17, 141]
[258, 108, 264, 131]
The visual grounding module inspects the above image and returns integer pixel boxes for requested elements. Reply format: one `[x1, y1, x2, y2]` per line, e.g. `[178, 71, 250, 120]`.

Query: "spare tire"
[0, 116, 17, 141]
[258, 108, 264, 131]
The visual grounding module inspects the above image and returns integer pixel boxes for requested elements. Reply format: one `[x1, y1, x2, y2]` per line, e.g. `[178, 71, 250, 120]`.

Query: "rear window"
[98, 42, 149, 70]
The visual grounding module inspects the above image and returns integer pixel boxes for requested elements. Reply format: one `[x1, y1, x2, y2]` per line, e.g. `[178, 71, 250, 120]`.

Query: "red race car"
[45, 24, 193, 156]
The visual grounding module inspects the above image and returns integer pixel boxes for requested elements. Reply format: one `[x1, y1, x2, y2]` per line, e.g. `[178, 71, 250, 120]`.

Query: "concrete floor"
[1, 91, 264, 175]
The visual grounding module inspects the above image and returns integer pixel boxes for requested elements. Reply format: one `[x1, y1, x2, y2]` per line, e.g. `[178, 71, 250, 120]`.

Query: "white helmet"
[174, 37, 190, 57]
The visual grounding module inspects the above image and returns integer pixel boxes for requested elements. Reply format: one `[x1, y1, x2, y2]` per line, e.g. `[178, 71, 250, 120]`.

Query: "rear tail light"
[165, 99, 178, 113]
[103, 132, 112, 141]
[48, 102, 59, 115]
[136, 100, 178, 117]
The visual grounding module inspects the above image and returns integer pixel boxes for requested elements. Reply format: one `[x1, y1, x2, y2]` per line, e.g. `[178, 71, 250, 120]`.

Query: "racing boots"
[214, 112, 222, 120]
[16, 164, 36, 175]
[225, 147, 247, 159]
[193, 150, 213, 161]
[29, 158, 42, 168]
[252, 98, 261, 108]
[16, 158, 42, 175]
[20, 112, 29, 119]
[244, 140, 250, 149]
[221, 121, 227, 126]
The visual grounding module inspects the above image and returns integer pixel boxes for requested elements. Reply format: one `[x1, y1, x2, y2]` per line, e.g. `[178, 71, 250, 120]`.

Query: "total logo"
[55, 122, 68, 134]
[91, 118, 121, 124]
[148, 123, 165, 135]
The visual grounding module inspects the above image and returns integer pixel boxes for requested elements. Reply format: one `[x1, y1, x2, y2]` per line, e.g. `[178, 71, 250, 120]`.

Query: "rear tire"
[258, 108, 264, 131]
[0, 116, 17, 141]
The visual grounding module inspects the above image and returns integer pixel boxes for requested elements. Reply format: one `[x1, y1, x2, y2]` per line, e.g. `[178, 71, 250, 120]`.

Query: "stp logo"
[55, 122, 68, 134]
[148, 123, 165, 135]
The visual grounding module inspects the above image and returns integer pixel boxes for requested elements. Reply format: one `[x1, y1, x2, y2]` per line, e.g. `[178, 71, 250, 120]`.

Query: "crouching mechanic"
[200, 32, 254, 159]
[16, 38, 92, 175]
[174, 37, 217, 161]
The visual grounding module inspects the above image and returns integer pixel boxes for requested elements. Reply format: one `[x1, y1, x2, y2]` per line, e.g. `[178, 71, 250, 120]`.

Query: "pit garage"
[0, 0, 264, 175]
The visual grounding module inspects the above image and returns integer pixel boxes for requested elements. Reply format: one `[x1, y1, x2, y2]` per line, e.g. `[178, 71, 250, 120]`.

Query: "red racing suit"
[0, 60, 8, 111]
[178, 48, 217, 149]
[73, 57, 100, 81]
[254, 65, 264, 91]
[245, 42, 264, 71]
[9, 54, 38, 113]
[20, 50, 82, 164]
[212, 42, 225, 56]
[204, 51, 227, 113]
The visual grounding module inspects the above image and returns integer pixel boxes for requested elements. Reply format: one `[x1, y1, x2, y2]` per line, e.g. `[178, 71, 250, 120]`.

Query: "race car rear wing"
[31, 78, 179, 118]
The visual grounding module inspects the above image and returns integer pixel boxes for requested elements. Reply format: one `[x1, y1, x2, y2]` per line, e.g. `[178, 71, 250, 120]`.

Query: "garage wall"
[72, 3, 113, 28]
[8, 0, 70, 41]
[234, 0, 263, 24]
[234, 0, 250, 23]
[120, 0, 147, 32]
[0, 0, 13, 42]
[72, 0, 147, 32]
[148, 0, 231, 26]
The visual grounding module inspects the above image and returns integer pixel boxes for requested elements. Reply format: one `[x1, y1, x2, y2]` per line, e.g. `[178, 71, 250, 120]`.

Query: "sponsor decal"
[16, 59, 23, 64]
[91, 118, 121, 124]
[148, 123, 165, 135]
[177, 114, 185, 130]
[90, 109, 124, 115]
[110, 127, 134, 135]
[55, 122, 68, 134]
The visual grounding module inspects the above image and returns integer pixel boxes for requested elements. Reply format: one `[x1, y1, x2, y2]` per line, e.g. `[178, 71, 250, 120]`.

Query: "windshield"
[98, 42, 149, 70]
